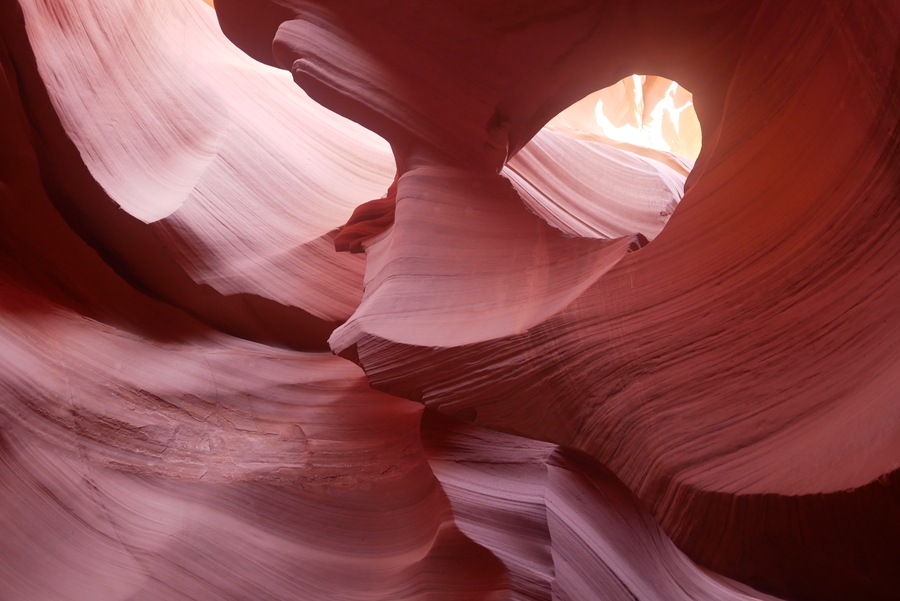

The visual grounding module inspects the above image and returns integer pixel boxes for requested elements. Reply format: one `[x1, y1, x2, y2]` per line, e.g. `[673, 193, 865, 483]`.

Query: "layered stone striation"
[1, 0, 899, 599]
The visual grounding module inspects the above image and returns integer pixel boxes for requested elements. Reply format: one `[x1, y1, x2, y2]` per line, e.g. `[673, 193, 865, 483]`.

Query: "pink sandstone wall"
[1, 0, 898, 599]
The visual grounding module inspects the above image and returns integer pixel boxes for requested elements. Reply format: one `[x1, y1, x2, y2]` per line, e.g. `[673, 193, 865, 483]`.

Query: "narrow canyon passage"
[1, 0, 899, 600]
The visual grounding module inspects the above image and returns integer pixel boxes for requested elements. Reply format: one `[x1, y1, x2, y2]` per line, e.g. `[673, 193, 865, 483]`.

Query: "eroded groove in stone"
[1, 0, 899, 599]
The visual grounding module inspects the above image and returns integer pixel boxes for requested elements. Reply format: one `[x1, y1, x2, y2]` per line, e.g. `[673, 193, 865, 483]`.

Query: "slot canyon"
[1, 0, 899, 599]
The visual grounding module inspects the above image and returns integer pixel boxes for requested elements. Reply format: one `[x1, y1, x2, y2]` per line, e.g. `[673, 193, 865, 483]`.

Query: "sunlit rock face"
[507, 76, 698, 242]
[1, 0, 899, 600]
[548, 74, 702, 161]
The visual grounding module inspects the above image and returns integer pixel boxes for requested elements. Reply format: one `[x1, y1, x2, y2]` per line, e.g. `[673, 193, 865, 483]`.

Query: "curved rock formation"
[217, 0, 900, 598]
[19, 0, 396, 324]
[1, 0, 899, 599]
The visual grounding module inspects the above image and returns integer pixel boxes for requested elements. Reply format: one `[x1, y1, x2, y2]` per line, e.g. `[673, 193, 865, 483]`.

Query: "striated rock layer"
[215, 0, 900, 598]
[1, 0, 899, 599]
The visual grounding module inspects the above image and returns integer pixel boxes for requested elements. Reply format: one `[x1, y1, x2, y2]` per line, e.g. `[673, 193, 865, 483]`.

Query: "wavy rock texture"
[1, 0, 899, 599]
[505, 127, 687, 240]
[18, 0, 396, 323]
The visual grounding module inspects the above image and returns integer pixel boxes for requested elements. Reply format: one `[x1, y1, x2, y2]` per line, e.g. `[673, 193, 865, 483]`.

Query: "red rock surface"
[1, 0, 899, 599]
